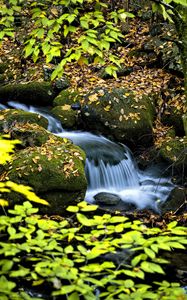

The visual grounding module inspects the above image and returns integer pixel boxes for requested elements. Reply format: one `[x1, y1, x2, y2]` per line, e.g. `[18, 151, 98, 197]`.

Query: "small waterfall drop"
[4, 101, 174, 210]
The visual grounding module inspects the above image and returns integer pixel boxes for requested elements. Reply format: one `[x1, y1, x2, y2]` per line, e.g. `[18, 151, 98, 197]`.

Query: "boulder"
[53, 88, 81, 107]
[2, 139, 87, 214]
[79, 87, 155, 147]
[94, 192, 121, 205]
[0, 82, 57, 105]
[158, 187, 186, 214]
[162, 106, 185, 136]
[2, 122, 62, 148]
[0, 109, 48, 132]
[51, 105, 78, 129]
[183, 114, 187, 136]
[158, 136, 187, 173]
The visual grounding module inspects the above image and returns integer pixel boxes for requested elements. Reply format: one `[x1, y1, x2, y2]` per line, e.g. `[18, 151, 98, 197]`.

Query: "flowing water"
[3, 101, 174, 211]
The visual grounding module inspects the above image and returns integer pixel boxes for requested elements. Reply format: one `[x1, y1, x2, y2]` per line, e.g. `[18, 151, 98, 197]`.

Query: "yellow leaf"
[104, 105, 111, 112]
[88, 93, 98, 103]
[62, 104, 71, 111]
[0, 199, 9, 206]
[166, 146, 172, 151]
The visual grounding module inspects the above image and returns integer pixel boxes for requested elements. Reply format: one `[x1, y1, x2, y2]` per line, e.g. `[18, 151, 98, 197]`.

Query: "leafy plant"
[0, 0, 134, 79]
[0, 199, 186, 299]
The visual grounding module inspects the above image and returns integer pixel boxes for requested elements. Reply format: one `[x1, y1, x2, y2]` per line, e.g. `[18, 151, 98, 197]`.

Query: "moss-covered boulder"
[0, 62, 8, 74]
[51, 105, 78, 129]
[158, 136, 187, 173]
[53, 88, 81, 106]
[183, 114, 187, 136]
[80, 87, 155, 147]
[161, 106, 185, 136]
[0, 109, 48, 133]
[2, 122, 62, 148]
[3, 139, 87, 214]
[0, 82, 57, 105]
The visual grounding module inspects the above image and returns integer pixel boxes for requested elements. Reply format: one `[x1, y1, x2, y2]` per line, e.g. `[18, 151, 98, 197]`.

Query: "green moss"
[183, 114, 187, 136]
[159, 136, 187, 169]
[53, 88, 81, 106]
[51, 105, 77, 128]
[0, 82, 57, 105]
[0, 109, 48, 132]
[0, 62, 8, 74]
[82, 87, 155, 146]
[7, 141, 87, 193]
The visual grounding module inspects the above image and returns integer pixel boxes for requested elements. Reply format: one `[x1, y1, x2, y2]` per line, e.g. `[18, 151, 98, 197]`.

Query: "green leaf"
[76, 213, 95, 226]
[66, 206, 79, 213]
[144, 247, 156, 259]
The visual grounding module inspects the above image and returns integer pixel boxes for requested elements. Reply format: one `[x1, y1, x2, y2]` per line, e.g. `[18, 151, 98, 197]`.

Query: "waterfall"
[3, 101, 174, 210]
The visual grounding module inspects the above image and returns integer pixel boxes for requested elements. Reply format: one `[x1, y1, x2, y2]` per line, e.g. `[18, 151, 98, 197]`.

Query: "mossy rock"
[3, 122, 63, 148]
[0, 74, 6, 84]
[0, 109, 48, 132]
[158, 187, 186, 214]
[0, 82, 57, 105]
[158, 136, 187, 172]
[0, 62, 8, 74]
[80, 87, 155, 147]
[162, 106, 185, 136]
[183, 114, 187, 136]
[3, 140, 87, 214]
[51, 105, 78, 128]
[53, 88, 81, 106]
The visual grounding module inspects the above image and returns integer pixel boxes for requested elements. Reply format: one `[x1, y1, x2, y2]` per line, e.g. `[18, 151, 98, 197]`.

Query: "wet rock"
[94, 192, 121, 205]
[80, 87, 155, 147]
[0, 82, 57, 105]
[0, 109, 48, 132]
[158, 187, 186, 214]
[51, 105, 78, 129]
[2, 139, 87, 215]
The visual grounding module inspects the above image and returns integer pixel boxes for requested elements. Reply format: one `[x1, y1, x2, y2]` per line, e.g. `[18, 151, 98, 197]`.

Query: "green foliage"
[0, 0, 134, 79]
[0, 200, 186, 299]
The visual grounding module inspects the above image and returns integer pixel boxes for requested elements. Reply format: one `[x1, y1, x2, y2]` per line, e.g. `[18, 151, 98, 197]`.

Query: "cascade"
[3, 101, 174, 210]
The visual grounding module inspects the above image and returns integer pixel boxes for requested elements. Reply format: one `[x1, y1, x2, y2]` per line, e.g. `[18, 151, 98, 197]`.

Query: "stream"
[1, 101, 175, 212]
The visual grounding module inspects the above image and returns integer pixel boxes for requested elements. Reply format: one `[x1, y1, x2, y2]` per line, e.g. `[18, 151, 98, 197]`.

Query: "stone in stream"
[94, 192, 121, 205]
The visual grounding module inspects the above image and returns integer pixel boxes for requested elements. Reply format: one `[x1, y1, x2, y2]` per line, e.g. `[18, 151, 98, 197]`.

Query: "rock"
[80, 87, 155, 147]
[0, 82, 57, 105]
[0, 62, 8, 74]
[54, 77, 70, 91]
[51, 105, 78, 129]
[158, 187, 186, 214]
[162, 106, 185, 136]
[94, 192, 121, 205]
[53, 88, 81, 107]
[0, 109, 48, 132]
[2, 122, 62, 148]
[158, 136, 187, 173]
[183, 114, 187, 136]
[2, 139, 87, 214]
